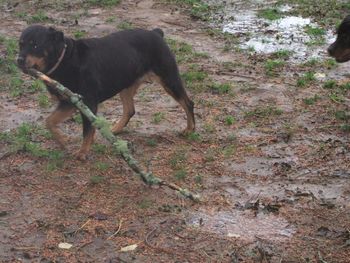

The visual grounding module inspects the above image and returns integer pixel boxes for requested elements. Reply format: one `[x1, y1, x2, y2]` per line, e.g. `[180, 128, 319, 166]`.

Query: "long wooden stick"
[26, 69, 200, 201]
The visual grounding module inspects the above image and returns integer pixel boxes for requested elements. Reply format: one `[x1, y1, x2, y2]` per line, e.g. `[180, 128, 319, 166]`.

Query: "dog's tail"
[152, 28, 164, 38]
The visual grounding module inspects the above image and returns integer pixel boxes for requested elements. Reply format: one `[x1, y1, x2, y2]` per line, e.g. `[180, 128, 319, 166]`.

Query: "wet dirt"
[1, 0, 350, 262]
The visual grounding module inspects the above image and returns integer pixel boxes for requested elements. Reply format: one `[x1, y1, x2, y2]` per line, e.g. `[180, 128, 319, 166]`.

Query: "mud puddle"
[187, 210, 295, 242]
[206, 1, 334, 62]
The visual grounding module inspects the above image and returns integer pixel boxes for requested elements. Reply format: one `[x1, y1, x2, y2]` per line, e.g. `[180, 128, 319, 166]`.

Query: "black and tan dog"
[328, 15, 350, 62]
[17, 25, 195, 160]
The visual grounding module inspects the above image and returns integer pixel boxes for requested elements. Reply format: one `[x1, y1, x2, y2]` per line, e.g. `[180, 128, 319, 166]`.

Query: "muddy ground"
[0, 0, 350, 262]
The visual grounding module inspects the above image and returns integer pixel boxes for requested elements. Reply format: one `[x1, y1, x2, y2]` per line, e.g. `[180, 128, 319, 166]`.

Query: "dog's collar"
[46, 44, 67, 75]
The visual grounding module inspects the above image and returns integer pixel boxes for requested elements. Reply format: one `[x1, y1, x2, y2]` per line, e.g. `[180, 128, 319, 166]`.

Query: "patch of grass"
[186, 131, 201, 141]
[169, 148, 187, 169]
[167, 39, 208, 64]
[106, 17, 116, 23]
[29, 79, 46, 93]
[258, 8, 283, 21]
[304, 58, 320, 67]
[138, 199, 153, 209]
[152, 112, 165, 124]
[1, 123, 63, 159]
[181, 66, 209, 92]
[38, 93, 50, 108]
[9, 76, 24, 97]
[162, 0, 210, 21]
[227, 133, 237, 142]
[329, 93, 345, 103]
[334, 111, 350, 121]
[117, 21, 133, 30]
[86, 0, 120, 7]
[296, 72, 315, 87]
[323, 58, 337, 69]
[90, 175, 105, 185]
[323, 80, 337, 89]
[306, 38, 326, 46]
[73, 30, 87, 39]
[224, 115, 236, 125]
[264, 59, 285, 76]
[194, 174, 202, 184]
[303, 95, 320, 105]
[302, 58, 337, 70]
[280, 0, 350, 27]
[341, 124, 350, 133]
[146, 138, 158, 147]
[271, 49, 292, 60]
[174, 169, 187, 180]
[245, 106, 283, 119]
[27, 10, 50, 24]
[204, 148, 217, 162]
[95, 161, 111, 171]
[0, 36, 18, 74]
[203, 122, 215, 133]
[210, 83, 233, 94]
[221, 144, 236, 158]
[304, 25, 326, 37]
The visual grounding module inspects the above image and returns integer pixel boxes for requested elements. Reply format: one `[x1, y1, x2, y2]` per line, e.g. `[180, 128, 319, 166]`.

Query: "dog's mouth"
[335, 55, 350, 63]
[16, 63, 40, 74]
[17, 55, 46, 73]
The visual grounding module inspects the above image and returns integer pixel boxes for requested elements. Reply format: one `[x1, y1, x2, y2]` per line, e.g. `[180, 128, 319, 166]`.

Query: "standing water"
[206, 1, 335, 62]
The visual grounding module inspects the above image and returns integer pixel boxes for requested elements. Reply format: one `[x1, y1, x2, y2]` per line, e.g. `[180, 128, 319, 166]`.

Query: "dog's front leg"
[74, 100, 97, 160]
[46, 101, 76, 148]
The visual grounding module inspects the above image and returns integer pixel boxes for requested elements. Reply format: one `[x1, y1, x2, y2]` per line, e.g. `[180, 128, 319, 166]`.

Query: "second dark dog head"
[328, 15, 350, 62]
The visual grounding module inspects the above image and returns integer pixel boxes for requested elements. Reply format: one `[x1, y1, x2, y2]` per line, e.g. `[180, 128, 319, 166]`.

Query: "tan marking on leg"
[25, 55, 46, 71]
[178, 98, 195, 134]
[111, 82, 140, 134]
[46, 106, 76, 148]
[74, 128, 95, 160]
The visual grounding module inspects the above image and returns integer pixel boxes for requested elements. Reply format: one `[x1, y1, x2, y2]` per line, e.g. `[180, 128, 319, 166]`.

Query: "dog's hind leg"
[46, 101, 76, 148]
[111, 81, 140, 134]
[153, 70, 195, 134]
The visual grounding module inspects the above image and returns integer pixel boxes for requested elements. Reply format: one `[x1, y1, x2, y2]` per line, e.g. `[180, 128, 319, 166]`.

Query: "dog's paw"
[181, 128, 195, 136]
[73, 150, 88, 161]
[111, 125, 123, 134]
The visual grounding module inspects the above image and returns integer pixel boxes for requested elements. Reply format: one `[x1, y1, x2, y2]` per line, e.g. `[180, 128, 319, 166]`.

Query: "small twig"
[145, 227, 157, 246]
[74, 219, 91, 235]
[78, 240, 93, 250]
[107, 219, 123, 240]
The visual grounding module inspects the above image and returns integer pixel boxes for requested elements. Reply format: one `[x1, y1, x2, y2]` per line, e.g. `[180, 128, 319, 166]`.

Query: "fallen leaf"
[120, 244, 138, 252]
[58, 242, 73, 249]
[227, 233, 241, 238]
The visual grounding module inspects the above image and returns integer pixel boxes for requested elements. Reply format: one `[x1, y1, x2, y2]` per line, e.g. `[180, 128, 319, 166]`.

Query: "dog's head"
[17, 25, 65, 73]
[328, 15, 350, 63]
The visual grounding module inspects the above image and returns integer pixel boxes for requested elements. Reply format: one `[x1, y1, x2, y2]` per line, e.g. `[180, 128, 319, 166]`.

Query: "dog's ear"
[48, 27, 64, 42]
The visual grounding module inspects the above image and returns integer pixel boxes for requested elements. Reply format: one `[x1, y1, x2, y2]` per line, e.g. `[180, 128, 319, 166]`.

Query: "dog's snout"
[327, 44, 335, 56]
[17, 56, 25, 66]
